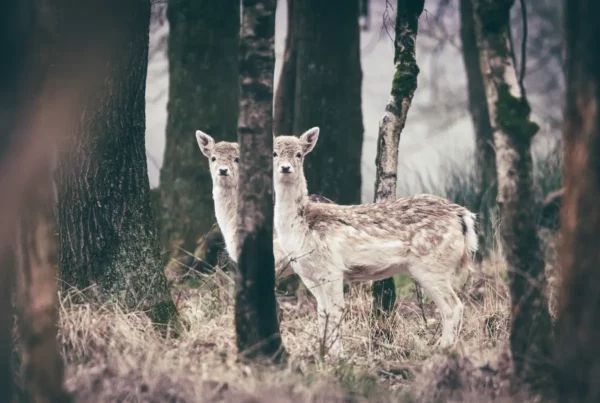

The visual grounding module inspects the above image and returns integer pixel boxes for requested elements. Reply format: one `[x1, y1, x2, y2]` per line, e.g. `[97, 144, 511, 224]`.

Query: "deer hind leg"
[409, 268, 464, 348]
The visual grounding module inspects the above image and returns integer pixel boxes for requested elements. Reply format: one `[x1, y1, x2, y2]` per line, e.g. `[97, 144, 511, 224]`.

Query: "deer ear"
[299, 127, 319, 155]
[195, 130, 215, 158]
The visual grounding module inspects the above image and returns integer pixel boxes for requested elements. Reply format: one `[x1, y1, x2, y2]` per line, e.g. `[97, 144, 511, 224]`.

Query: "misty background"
[144, 0, 563, 202]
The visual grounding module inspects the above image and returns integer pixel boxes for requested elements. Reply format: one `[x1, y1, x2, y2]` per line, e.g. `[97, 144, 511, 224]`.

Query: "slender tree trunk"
[371, 0, 425, 338]
[274, 0, 296, 135]
[555, 0, 600, 401]
[291, 0, 363, 204]
[160, 0, 240, 267]
[473, 0, 553, 383]
[459, 0, 496, 258]
[56, 0, 178, 326]
[235, 0, 286, 362]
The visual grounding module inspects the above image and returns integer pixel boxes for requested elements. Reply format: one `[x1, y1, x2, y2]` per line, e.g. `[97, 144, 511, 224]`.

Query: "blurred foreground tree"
[0, 0, 119, 398]
[371, 0, 425, 340]
[459, 0, 496, 257]
[274, 0, 363, 204]
[555, 0, 600, 401]
[473, 0, 553, 384]
[55, 0, 178, 326]
[159, 0, 239, 272]
[235, 0, 286, 362]
[0, 2, 70, 400]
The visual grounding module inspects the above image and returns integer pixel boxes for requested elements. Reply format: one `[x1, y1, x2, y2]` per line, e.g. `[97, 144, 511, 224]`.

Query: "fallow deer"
[273, 127, 478, 357]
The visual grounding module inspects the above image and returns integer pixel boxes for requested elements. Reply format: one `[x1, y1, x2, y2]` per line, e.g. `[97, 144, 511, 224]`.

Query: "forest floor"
[53, 236, 559, 402]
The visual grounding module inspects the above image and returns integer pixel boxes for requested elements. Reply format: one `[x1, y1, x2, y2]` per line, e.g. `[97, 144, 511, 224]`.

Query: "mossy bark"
[289, 0, 363, 205]
[55, 0, 178, 327]
[371, 0, 424, 340]
[473, 0, 552, 385]
[160, 0, 240, 267]
[235, 0, 286, 363]
[555, 0, 600, 400]
[460, 0, 497, 257]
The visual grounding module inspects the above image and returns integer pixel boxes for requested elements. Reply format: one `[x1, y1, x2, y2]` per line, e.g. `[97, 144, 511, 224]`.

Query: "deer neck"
[213, 185, 238, 262]
[274, 176, 309, 250]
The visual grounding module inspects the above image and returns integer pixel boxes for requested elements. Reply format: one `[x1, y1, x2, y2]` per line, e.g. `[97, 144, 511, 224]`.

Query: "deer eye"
[211, 157, 216, 162]
[296, 152, 302, 159]
[273, 152, 278, 157]
[234, 157, 239, 164]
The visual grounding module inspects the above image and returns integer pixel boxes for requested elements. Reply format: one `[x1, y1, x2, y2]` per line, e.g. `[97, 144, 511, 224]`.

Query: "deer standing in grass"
[273, 127, 478, 357]
[195, 130, 333, 277]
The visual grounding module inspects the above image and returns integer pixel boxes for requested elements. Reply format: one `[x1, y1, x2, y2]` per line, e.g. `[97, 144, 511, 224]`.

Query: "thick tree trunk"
[235, 0, 286, 362]
[273, 0, 296, 135]
[473, 0, 553, 383]
[291, 0, 363, 204]
[371, 0, 425, 340]
[459, 0, 496, 257]
[56, 0, 178, 326]
[160, 0, 240, 266]
[555, 0, 600, 401]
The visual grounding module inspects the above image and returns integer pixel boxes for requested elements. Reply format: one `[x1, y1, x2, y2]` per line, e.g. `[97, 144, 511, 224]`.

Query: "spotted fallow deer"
[273, 127, 478, 357]
[195, 130, 334, 277]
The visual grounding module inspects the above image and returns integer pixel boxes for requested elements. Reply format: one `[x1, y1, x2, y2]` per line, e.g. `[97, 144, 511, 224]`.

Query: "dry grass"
[48, 250, 558, 402]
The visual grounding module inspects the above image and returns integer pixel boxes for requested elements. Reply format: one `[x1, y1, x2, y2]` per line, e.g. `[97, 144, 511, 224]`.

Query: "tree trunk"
[290, 0, 364, 204]
[371, 0, 425, 340]
[555, 0, 600, 401]
[14, 164, 70, 403]
[473, 0, 553, 383]
[55, 0, 178, 326]
[0, 0, 88, 399]
[459, 0, 497, 258]
[160, 0, 240, 267]
[273, 0, 296, 135]
[235, 0, 286, 362]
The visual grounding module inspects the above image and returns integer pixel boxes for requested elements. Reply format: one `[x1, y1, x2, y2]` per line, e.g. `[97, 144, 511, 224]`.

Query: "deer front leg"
[301, 275, 345, 358]
[320, 275, 345, 358]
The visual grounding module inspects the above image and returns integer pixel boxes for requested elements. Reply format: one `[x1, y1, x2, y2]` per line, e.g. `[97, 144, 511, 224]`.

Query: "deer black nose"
[281, 165, 291, 174]
[218, 168, 229, 176]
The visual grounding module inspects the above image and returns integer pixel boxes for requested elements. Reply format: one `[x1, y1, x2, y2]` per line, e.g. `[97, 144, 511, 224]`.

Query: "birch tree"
[371, 0, 425, 336]
[473, 0, 553, 382]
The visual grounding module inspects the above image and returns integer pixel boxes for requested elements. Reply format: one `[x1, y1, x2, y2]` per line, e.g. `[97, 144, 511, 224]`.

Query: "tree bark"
[459, 0, 497, 257]
[289, 0, 364, 204]
[160, 0, 240, 266]
[555, 0, 600, 401]
[371, 0, 425, 340]
[235, 0, 286, 362]
[473, 0, 553, 383]
[273, 0, 296, 135]
[55, 0, 178, 326]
